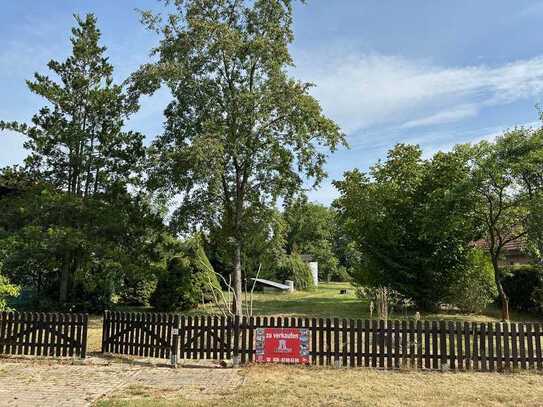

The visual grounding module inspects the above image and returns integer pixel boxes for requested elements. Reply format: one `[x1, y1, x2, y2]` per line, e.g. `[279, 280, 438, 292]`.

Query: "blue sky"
[2, 1, 543, 205]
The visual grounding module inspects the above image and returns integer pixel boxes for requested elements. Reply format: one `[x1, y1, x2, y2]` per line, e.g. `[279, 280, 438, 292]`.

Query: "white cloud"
[306, 120, 543, 206]
[401, 105, 479, 129]
[294, 53, 543, 134]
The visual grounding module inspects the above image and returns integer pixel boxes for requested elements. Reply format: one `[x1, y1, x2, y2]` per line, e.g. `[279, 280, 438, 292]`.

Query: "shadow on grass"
[100, 283, 543, 323]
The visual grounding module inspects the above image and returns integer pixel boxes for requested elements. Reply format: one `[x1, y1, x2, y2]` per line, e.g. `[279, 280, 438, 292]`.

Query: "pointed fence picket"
[0, 311, 87, 358]
[100, 311, 543, 371]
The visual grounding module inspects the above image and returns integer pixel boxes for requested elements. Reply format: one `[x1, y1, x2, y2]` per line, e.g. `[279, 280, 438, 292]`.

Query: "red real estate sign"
[255, 327, 309, 364]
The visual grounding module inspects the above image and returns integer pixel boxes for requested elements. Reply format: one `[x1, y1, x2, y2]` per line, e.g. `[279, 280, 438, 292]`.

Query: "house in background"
[499, 240, 533, 266]
[473, 239, 533, 266]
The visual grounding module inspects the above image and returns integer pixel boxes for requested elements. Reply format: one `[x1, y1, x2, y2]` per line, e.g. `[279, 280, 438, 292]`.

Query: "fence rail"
[0, 311, 88, 358]
[102, 311, 178, 359]
[102, 312, 543, 371]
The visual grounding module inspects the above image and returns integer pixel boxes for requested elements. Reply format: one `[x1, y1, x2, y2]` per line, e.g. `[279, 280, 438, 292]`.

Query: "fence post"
[171, 314, 180, 368]
[233, 315, 241, 367]
[101, 311, 108, 354]
[81, 314, 88, 359]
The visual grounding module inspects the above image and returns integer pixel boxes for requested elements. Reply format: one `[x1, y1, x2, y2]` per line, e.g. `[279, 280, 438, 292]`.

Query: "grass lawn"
[186, 282, 365, 320]
[184, 282, 541, 323]
[86, 282, 541, 353]
[88, 314, 104, 352]
[97, 365, 543, 407]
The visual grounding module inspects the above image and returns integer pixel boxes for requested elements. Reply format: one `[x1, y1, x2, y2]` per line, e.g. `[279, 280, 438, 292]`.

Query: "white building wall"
[308, 261, 318, 287]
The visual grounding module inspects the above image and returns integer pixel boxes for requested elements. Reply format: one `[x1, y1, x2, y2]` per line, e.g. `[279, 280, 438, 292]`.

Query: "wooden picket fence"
[102, 312, 543, 371]
[0, 312, 88, 358]
[101, 311, 178, 359]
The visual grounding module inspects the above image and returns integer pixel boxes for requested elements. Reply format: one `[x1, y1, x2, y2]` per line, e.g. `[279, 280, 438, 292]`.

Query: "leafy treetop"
[132, 0, 345, 314]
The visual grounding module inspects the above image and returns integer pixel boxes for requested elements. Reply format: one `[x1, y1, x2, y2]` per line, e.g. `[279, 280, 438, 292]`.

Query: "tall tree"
[133, 0, 344, 314]
[334, 144, 478, 310]
[512, 123, 543, 263]
[0, 180, 165, 311]
[470, 128, 543, 320]
[0, 14, 149, 306]
[1, 14, 144, 198]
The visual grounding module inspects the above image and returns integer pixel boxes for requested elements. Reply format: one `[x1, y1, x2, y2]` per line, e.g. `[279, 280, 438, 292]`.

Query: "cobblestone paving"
[0, 358, 243, 406]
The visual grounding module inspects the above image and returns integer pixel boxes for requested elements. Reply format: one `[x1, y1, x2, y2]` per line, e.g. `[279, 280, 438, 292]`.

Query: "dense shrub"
[330, 266, 352, 283]
[0, 273, 19, 311]
[276, 254, 315, 290]
[333, 145, 480, 311]
[355, 286, 413, 319]
[448, 249, 497, 313]
[117, 278, 157, 307]
[0, 185, 168, 313]
[150, 241, 220, 312]
[502, 265, 543, 314]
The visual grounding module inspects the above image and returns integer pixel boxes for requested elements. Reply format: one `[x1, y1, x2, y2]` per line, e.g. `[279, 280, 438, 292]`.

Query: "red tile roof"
[472, 238, 525, 252]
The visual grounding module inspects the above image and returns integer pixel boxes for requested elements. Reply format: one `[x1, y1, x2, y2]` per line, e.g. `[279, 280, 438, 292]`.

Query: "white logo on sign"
[275, 339, 292, 353]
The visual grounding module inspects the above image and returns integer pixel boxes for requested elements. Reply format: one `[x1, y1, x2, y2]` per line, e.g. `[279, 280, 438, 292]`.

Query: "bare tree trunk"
[232, 241, 243, 316]
[492, 257, 510, 321]
[497, 280, 510, 321]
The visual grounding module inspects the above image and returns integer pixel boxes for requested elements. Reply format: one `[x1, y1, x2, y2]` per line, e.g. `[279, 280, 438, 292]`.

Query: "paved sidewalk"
[0, 358, 243, 406]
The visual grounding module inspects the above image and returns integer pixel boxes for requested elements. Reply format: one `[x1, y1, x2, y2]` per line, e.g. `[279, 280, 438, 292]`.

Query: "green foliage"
[355, 286, 413, 319]
[205, 208, 287, 282]
[283, 197, 340, 282]
[502, 265, 543, 314]
[151, 257, 194, 312]
[240, 209, 288, 281]
[333, 233, 363, 281]
[151, 240, 220, 312]
[448, 249, 498, 313]
[0, 14, 164, 312]
[0, 14, 144, 196]
[332, 266, 352, 283]
[133, 0, 345, 313]
[527, 192, 543, 261]
[0, 182, 166, 311]
[520, 126, 543, 262]
[334, 144, 478, 310]
[116, 274, 157, 307]
[470, 128, 543, 319]
[275, 253, 314, 290]
[0, 273, 20, 311]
